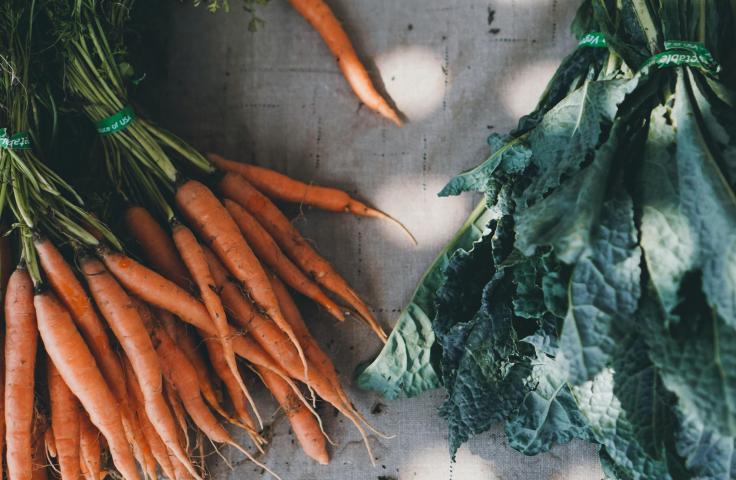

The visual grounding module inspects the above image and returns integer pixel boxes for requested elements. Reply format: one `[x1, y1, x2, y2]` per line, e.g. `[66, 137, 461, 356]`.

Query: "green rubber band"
[642, 41, 721, 75]
[0, 129, 32, 150]
[578, 32, 607, 48]
[95, 106, 136, 135]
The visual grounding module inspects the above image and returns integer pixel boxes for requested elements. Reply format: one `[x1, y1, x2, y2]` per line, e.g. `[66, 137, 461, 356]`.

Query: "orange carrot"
[220, 172, 387, 342]
[150, 322, 278, 479]
[34, 290, 139, 480]
[125, 206, 191, 289]
[174, 179, 309, 377]
[47, 357, 81, 480]
[80, 257, 200, 480]
[5, 266, 38, 480]
[78, 414, 101, 480]
[286, 0, 401, 126]
[258, 366, 329, 464]
[223, 199, 345, 321]
[171, 223, 248, 415]
[209, 154, 415, 243]
[123, 357, 177, 480]
[44, 425, 56, 459]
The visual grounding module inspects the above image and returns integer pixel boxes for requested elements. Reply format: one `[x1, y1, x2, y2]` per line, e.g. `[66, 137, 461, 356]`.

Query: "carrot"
[125, 206, 191, 289]
[164, 380, 190, 451]
[286, 0, 401, 126]
[80, 257, 200, 480]
[78, 414, 101, 480]
[223, 199, 345, 321]
[209, 154, 415, 244]
[47, 357, 81, 480]
[35, 239, 129, 404]
[174, 179, 309, 379]
[171, 223, 249, 417]
[123, 358, 177, 480]
[43, 425, 56, 459]
[34, 290, 139, 480]
[150, 321, 279, 479]
[202, 247, 379, 461]
[202, 337, 264, 444]
[125, 363, 176, 480]
[159, 313, 234, 426]
[98, 250, 324, 412]
[5, 266, 39, 480]
[258, 366, 329, 464]
[220, 172, 387, 342]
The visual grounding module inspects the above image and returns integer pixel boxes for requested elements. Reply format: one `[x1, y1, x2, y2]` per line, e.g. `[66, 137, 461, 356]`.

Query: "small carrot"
[47, 357, 81, 480]
[223, 199, 345, 321]
[44, 425, 56, 459]
[171, 223, 249, 419]
[78, 414, 101, 480]
[34, 290, 140, 480]
[258, 366, 329, 465]
[287, 0, 402, 126]
[123, 357, 177, 480]
[163, 380, 190, 451]
[150, 321, 279, 479]
[174, 179, 309, 379]
[80, 256, 200, 480]
[5, 266, 39, 480]
[209, 153, 415, 244]
[220, 172, 388, 342]
[125, 206, 191, 289]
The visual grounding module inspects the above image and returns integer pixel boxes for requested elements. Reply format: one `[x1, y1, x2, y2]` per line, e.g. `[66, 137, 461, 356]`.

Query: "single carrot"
[258, 366, 329, 464]
[202, 337, 264, 446]
[35, 239, 129, 403]
[47, 357, 81, 480]
[44, 425, 56, 459]
[123, 357, 177, 480]
[34, 290, 139, 480]
[209, 154, 415, 244]
[80, 257, 200, 480]
[287, 0, 401, 126]
[5, 266, 38, 480]
[159, 313, 234, 426]
[223, 199, 345, 321]
[220, 172, 387, 342]
[171, 223, 249, 417]
[78, 414, 101, 480]
[163, 380, 190, 452]
[150, 321, 279, 479]
[125, 206, 191, 289]
[174, 179, 309, 379]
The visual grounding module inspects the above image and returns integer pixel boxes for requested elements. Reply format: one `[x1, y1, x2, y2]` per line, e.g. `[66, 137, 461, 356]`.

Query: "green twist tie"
[95, 106, 136, 135]
[0, 129, 32, 150]
[641, 40, 721, 75]
[578, 32, 607, 48]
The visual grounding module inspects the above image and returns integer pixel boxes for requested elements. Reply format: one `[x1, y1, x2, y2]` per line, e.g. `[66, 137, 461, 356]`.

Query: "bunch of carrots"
[0, 0, 411, 479]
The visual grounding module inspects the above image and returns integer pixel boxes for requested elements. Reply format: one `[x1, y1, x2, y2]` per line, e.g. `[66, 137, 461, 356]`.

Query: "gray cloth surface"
[158, 1, 604, 478]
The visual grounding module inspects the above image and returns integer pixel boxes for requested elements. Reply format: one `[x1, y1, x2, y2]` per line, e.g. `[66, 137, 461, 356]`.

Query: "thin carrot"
[287, 0, 402, 126]
[150, 321, 279, 479]
[125, 206, 191, 289]
[171, 223, 249, 418]
[78, 414, 101, 480]
[258, 366, 329, 465]
[31, 416, 49, 480]
[174, 179, 309, 379]
[123, 357, 177, 480]
[80, 257, 200, 480]
[209, 153, 415, 244]
[220, 172, 388, 342]
[43, 425, 56, 459]
[47, 357, 81, 480]
[159, 312, 234, 426]
[202, 337, 264, 445]
[202, 248, 378, 462]
[34, 290, 139, 480]
[164, 380, 190, 451]
[5, 266, 38, 480]
[223, 199, 345, 321]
